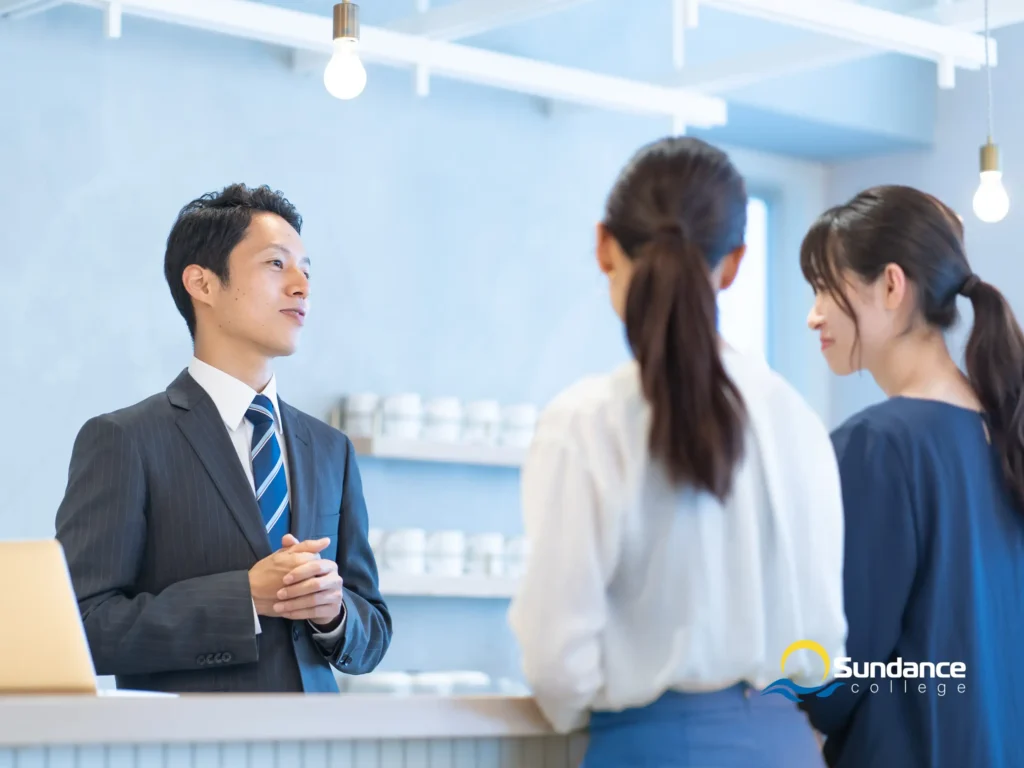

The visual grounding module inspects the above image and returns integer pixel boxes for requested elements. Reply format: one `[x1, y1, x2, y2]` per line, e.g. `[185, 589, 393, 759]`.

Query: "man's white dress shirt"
[187, 357, 346, 644]
[507, 347, 848, 733]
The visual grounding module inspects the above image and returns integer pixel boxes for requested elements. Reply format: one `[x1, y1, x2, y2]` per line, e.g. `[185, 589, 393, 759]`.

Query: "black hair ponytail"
[962, 276, 1024, 509]
[624, 228, 746, 500]
[603, 137, 750, 500]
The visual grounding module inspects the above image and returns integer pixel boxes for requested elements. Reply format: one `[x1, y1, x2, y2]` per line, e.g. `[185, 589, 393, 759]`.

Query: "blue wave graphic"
[761, 679, 846, 703]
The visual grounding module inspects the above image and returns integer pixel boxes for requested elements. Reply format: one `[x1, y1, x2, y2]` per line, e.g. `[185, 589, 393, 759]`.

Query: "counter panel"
[1, 736, 587, 768]
[0, 696, 586, 768]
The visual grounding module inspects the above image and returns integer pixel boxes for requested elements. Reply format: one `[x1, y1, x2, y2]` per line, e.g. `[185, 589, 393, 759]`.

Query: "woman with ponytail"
[799, 185, 1024, 767]
[508, 137, 847, 767]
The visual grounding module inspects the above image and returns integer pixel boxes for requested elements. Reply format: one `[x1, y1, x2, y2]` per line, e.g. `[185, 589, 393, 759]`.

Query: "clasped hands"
[248, 533, 344, 629]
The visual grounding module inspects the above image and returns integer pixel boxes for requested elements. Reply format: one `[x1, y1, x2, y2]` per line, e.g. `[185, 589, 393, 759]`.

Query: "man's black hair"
[164, 183, 303, 338]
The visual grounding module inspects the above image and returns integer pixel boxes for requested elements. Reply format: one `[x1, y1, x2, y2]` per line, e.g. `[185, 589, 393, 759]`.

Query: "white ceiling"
[4, 0, 1023, 158]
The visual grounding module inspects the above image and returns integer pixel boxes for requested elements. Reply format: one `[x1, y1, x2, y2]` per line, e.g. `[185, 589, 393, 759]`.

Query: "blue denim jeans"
[582, 684, 825, 768]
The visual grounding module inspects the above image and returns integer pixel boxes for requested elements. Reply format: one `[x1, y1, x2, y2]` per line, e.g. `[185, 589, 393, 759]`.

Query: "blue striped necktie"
[247, 394, 290, 549]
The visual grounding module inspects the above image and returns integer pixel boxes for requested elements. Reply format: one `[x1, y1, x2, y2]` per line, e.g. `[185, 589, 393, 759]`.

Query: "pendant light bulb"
[324, 2, 366, 100]
[324, 38, 366, 100]
[972, 0, 1007, 223]
[973, 141, 1010, 224]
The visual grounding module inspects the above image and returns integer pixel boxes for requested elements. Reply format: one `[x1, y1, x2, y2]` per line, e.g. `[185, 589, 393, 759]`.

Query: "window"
[717, 197, 769, 360]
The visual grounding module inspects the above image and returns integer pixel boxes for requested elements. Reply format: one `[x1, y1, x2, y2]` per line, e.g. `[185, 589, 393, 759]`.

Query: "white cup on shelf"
[383, 528, 427, 574]
[425, 530, 466, 576]
[344, 671, 414, 695]
[410, 670, 491, 696]
[448, 671, 492, 695]
[411, 672, 455, 696]
[465, 533, 506, 577]
[463, 400, 502, 445]
[505, 536, 531, 579]
[499, 404, 538, 447]
[422, 397, 463, 443]
[342, 393, 380, 437]
[381, 394, 423, 439]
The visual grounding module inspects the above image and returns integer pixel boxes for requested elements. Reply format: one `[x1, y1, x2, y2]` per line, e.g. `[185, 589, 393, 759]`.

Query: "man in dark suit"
[54, 184, 392, 693]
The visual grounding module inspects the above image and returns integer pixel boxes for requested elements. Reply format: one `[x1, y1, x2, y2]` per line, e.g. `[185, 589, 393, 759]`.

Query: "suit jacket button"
[196, 655, 206, 666]
[205, 653, 216, 665]
[213, 653, 223, 664]
[223, 651, 232, 663]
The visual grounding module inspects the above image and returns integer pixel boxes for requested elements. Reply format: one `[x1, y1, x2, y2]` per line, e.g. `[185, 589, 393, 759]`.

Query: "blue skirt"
[582, 684, 825, 768]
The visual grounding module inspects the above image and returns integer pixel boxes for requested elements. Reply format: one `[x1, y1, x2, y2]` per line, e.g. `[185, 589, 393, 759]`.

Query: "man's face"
[201, 212, 310, 358]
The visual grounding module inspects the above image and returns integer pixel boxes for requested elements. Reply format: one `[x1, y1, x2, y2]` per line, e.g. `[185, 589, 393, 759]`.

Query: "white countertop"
[0, 694, 560, 747]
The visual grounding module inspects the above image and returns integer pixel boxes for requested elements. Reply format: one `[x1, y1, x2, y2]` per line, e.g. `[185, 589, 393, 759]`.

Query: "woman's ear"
[596, 223, 616, 276]
[717, 245, 747, 291]
[882, 262, 909, 311]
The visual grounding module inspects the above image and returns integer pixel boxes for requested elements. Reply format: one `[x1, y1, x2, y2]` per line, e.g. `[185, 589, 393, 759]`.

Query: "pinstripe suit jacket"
[54, 369, 392, 693]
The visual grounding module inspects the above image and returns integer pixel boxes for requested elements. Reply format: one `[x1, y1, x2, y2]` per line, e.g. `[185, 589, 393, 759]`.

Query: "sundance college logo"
[762, 640, 968, 702]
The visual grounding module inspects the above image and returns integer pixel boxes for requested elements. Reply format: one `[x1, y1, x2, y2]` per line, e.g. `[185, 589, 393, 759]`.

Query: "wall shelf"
[379, 572, 519, 599]
[350, 435, 526, 469]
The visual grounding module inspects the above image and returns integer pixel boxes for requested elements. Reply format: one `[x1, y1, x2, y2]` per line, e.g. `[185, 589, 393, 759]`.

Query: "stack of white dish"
[369, 528, 530, 579]
[334, 393, 538, 447]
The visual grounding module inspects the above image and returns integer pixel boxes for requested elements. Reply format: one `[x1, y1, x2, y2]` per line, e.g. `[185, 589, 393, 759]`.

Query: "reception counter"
[0, 694, 587, 767]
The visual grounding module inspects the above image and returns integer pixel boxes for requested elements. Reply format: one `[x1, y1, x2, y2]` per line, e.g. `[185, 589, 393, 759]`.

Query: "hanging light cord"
[985, 0, 994, 143]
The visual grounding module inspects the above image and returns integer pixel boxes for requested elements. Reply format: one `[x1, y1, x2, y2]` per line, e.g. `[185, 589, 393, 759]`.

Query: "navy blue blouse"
[801, 397, 1024, 768]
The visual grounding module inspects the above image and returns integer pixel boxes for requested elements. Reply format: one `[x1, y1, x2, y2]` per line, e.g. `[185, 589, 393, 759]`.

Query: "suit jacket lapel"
[167, 370, 271, 560]
[279, 399, 316, 543]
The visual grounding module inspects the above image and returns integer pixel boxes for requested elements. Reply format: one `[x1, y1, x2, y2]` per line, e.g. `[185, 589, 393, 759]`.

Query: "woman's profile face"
[806, 267, 902, 376]
[807, 286, 861, 376]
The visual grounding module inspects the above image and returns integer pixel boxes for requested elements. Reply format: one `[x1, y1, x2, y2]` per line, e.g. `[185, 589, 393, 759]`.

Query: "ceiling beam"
[701, 0, 994, 69]
[931, 0, 1024, 30]
[362, 23, 726, 124]
[681, 0, 1019, 93]
[0, 0, 64, 18]
[386, 0, 595, 42]
[58, 0, 726, 127]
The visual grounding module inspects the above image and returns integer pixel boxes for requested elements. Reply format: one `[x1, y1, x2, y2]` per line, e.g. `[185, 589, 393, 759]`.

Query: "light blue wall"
[728, 54, 936, 154]
[826, 24, 1024, 428]
[0, 6, 830, 682]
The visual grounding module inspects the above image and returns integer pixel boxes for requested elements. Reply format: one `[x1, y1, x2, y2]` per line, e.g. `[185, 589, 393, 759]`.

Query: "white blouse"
[507, 348, 847, 733]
